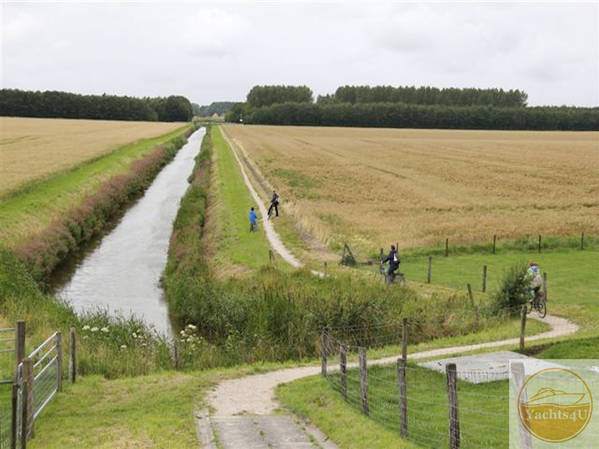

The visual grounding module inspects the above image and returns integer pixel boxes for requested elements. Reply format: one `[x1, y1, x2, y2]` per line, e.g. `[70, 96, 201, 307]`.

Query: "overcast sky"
[2, 1, 598, 106]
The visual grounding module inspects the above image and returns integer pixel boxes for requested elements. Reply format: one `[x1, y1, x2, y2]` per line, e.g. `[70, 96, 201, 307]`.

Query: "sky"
[1, 1, 598, 107]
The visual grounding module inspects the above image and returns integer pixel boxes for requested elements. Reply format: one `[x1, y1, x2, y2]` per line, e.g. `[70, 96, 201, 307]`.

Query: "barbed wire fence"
[317, 318, 559, 449]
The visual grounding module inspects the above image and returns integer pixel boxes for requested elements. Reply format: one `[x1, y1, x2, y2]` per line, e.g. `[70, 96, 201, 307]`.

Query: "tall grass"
[163, 129, 505, 368]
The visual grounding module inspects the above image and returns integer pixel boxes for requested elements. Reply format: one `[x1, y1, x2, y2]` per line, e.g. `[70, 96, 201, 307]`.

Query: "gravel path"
[206, 127, 579, 447]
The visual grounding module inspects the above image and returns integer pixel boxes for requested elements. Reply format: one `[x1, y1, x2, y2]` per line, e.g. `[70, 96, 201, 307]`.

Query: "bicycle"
[527, 289, 547, 318]
[379, 263, 406, 286]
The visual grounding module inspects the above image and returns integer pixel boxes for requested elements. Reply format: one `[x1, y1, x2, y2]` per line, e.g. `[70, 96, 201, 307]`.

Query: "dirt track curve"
[200, 126, 579, 448]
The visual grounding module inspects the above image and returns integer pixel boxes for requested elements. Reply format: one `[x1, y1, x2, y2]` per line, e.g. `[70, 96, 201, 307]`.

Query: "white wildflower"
[120, 344, 127, 349]
[90, 327, 99, 332]
[179, 330, 186, 336]
[186, 324, 197, 330]
[82, 325, 90, 331]
[132, 332, 137, 338]
[100, 327, 109, 333]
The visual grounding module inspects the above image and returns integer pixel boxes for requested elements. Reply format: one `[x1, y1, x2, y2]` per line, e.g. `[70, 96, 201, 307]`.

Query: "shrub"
[492, 262, 529, 315]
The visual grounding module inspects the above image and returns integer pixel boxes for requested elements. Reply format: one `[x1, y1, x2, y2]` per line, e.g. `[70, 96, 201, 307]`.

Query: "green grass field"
[0, 125, 190, 247]
[208, 126, 289, 275]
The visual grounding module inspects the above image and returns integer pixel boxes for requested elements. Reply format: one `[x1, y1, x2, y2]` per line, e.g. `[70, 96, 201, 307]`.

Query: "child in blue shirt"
[249, 207, 258, 232]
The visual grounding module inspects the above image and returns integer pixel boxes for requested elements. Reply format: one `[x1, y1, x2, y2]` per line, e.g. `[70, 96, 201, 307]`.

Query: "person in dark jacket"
[381, 245, 400, 281]
[267, 190, 279, 219]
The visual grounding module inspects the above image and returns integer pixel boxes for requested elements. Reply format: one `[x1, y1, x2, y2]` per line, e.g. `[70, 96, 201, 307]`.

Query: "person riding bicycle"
[526, 262, 543, 304]
[381, 245, 400, 282]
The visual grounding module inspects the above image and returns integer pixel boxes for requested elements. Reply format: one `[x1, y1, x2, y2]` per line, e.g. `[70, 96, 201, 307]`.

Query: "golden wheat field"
[0, 117, 185, 194]
[222, 124, 599, 251]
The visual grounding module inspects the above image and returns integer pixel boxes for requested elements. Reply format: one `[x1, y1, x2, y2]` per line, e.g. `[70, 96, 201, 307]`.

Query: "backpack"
[393, 252, 399, 264]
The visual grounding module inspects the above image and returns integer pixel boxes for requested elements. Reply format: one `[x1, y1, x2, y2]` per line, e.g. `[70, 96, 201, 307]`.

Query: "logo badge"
[518, 368, 593, 443]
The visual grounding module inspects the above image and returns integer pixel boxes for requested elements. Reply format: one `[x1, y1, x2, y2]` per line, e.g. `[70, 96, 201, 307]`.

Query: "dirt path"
[207, 126, 579, 447]
[221, 127, 302, 269]
[208, 314, 577, 417]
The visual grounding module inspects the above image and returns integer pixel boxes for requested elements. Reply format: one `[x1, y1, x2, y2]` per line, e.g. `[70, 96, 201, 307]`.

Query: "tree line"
[0, 89, 193, 122]
[320, 85, 528, 108]
[224, 85, 598, 131]
[230, 101, 599, 131]
[192, 101, 235, 117]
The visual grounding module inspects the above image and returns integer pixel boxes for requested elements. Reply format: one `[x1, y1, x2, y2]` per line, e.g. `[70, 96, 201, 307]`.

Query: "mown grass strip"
[209, 126, 275, 273]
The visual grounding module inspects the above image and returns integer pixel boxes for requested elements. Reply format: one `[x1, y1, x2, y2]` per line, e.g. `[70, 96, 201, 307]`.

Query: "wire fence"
[318, 319, 595, 449]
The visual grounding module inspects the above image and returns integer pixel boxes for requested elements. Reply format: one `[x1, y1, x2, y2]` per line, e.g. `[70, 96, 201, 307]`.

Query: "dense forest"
[320, 85, 528, 107]
[192, 101, 235, 116]
[246, 85, 313, 108]
[0, 89, 193, 122]
[225, 85, 599, 131]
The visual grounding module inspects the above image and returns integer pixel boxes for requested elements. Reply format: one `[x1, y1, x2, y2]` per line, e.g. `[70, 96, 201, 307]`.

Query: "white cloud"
[0, 1, 597, 106]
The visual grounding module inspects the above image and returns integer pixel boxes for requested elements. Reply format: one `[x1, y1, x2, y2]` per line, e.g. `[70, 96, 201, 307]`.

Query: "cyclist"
[526, 261, 543, 305]
[381, 245, 400, 283]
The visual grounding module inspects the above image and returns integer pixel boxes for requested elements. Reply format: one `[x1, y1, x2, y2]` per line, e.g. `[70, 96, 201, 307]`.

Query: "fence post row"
[321, 331, 328, 378]
[69, 327, 77, 383]
[359, 347, 369, 416]
[446, 363, 460, 449]
[520, 305, 527, 352]
[427, 256, 432, 284]
[340, 345, 347, 400]
[397, 358, 408, 437]
[482, 265, 487, 293]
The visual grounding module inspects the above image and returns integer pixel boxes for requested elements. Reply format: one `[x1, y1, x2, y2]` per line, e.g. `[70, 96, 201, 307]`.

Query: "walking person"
[249, 207, 258, 232]
[267, 190, 279, 219]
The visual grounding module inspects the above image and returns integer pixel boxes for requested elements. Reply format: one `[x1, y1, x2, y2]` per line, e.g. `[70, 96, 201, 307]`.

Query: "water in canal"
[53, 128, 205, 336]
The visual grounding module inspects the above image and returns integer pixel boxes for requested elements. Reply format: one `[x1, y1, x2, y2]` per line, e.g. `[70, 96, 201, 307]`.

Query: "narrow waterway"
[54, 128, 205, 336]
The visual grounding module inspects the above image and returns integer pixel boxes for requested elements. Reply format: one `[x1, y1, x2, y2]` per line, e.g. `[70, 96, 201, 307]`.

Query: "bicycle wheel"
[536, 293, 547, 318]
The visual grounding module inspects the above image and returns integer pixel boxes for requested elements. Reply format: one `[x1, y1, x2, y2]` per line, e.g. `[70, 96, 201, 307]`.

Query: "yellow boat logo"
[518, 368, 593, 443]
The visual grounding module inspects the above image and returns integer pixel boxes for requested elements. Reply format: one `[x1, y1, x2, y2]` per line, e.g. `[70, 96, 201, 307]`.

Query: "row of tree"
[246, 85, 313, 108]
[319, 86, 528, 108]
[192, 101, 235, 117]
[230, 102, 599, 131]
[0, 89, 193, 122]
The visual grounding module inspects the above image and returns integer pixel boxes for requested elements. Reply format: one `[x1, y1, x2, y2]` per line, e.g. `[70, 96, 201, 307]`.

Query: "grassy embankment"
[0, 122, 195, 380]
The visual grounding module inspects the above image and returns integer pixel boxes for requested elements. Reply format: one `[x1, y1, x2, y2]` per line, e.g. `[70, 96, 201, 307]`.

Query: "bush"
[492, 262, 529, 315]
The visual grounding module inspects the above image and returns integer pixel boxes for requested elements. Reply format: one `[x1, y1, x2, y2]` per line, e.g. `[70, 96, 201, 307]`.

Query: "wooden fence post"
[56, 332, 63, 392]
[492, 235, 497, 254]
[321, 331, 327, 377]
[520, 305, 527, 352]
[427, 256, 432, 284]
[538, 235, 542, 253]
[340, 345, 347, 400]
[543, 272, 547, 300]
[445, 238, 449, 257]
[173, 341, 180, 370]
[446, 363, 460, 449]
[359, 348, 369, 416]
[324, 261, 327, 276]
[581, 232, 584, 250]
[397, 358, 408, 437]
[269, 249, 274, 264]
[482, 265, 487, 293]
[402, 318, 408, 362]
[22, 358, 33, 447]
[510, 362, 533, 449]
[467, 284, 474, 303]
[69, 327, 76, 383]
[15, 320, 25, 376]
[379, 248, 383, 261]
